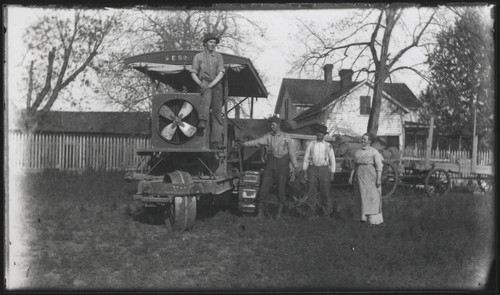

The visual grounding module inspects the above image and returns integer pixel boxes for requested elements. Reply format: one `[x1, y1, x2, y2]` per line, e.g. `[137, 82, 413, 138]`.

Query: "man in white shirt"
[303, 124, 336, 217]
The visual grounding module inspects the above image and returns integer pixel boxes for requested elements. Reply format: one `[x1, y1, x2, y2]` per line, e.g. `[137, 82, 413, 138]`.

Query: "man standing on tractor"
[190, 33, 225, 149]
[303, 124, 336, 218]
[240, 116, 299, 220]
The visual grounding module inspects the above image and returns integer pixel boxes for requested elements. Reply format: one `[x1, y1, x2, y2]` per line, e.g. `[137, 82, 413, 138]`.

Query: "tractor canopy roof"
[124, 50, 268, 98]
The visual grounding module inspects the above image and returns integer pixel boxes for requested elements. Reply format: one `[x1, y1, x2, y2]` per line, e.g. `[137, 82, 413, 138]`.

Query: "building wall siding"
[325, 84, 403, 139]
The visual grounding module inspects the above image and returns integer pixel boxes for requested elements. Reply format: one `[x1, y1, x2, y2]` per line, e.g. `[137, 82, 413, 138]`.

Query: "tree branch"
[389, 66, 431, 83]
[29, 47, 56, 113]
[26, 60, 34, 110]
[388, 10, 436, 69]
[369, 9, 384, 66]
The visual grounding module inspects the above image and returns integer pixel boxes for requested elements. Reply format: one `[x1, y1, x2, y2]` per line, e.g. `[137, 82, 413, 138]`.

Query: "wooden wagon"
[388, 117, 494, 197]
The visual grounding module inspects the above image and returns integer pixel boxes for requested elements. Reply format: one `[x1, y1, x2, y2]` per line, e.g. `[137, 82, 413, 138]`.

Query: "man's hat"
[202, 33, 220, 44]
[268, 116, 281, 124]
[314, 124, 328, 134]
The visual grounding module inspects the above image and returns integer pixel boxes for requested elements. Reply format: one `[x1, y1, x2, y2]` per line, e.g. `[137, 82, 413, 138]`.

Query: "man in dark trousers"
[303, 124, 336, 217]
[240, 116, 299, 220]
[190, 33, 225, 149]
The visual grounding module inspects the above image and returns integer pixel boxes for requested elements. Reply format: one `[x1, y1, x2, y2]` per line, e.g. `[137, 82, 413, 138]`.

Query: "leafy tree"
[293, 6, 438, 135]
[22, 9, 121, 130]
[420, 7, 494, 149]
[98, 9, 265, 113]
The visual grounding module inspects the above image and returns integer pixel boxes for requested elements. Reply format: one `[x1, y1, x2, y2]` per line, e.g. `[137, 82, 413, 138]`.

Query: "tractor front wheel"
[164, 196, 197, 231]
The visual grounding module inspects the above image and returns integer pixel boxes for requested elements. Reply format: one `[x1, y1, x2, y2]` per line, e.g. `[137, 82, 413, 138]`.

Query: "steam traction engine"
[123, 51, 268, 231]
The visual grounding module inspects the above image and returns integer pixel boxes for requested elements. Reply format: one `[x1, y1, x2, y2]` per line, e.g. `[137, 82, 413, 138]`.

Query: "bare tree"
[294, 6, 438, 135]
[22, 9, 120, 130]
[98, 9, 265, 112]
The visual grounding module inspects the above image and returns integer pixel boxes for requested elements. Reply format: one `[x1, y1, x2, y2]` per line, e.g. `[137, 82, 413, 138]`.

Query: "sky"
[5, 4, 493, 119]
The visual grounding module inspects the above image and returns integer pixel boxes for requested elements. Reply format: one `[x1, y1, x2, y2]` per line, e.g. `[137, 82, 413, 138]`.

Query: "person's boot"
[274, 204, 283, 221]
[198, 120, 207, 129]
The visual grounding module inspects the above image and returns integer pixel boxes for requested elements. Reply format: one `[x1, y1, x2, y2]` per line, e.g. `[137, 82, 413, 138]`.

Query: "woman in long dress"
[348, 133, 384, 225]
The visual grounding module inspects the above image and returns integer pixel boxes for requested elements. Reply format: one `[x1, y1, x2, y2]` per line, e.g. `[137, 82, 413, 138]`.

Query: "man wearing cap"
[240, 116, 299, 220]
[190, 33, 225, 149]
[303, 124, 336, 217]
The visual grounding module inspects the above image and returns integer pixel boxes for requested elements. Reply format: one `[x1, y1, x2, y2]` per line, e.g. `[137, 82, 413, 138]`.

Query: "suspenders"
[309, 141, 330, 166]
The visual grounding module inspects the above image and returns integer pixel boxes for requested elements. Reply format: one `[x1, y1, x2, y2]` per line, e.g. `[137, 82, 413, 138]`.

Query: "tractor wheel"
[164, 196, 197, 231]
[424, 168, 451, 197]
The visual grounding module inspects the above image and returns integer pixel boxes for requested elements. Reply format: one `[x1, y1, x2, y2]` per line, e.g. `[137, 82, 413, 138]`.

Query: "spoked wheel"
[290, 194, 320, 219]
[477, 175, 494, 193]
[425, 168, 451, 197]
[381, 161, 399, 199]
[164, 196, 197, 231]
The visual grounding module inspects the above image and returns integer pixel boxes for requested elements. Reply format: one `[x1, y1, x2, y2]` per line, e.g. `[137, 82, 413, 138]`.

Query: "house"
[274, 64, 424, 150]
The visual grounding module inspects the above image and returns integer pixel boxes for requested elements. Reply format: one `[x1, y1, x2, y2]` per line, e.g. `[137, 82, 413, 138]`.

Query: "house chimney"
[323, 64, 333, 82]
[339, 69, 354, 89]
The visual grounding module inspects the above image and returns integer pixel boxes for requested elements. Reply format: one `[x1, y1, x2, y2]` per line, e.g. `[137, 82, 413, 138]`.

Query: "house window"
[360, 96, 371, 115]
[386, 136, 399, 149]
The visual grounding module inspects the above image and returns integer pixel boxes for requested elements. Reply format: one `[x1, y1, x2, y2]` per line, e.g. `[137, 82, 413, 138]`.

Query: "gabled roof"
[382, 83, 422, 109]
[10, 111, 151, 135]
[293, 81, 363, 121]
[275, 79, 349, 113]
[275, 77, 422, 122]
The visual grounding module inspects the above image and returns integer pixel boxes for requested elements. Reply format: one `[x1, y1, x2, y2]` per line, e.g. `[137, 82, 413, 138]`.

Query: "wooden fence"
[8, 131, 494, 176]
[403, 147, 493, 166]
[8, 132, 150, 172]
[403, 147, 493, 184]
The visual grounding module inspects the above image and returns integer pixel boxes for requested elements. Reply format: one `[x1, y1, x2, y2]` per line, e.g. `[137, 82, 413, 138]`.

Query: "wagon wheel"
[477, 176, 494, 193]
[424, 168, 451, 197]
[381, 161, 398, 199]
[164, 196, 197, 231]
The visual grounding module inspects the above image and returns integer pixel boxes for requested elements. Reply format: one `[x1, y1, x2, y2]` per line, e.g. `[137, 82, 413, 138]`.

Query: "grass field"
[6, 170, 496, 291]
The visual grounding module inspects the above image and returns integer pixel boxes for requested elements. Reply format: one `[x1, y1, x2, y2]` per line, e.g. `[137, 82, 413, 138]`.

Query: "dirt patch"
[6, 170, 496, 291]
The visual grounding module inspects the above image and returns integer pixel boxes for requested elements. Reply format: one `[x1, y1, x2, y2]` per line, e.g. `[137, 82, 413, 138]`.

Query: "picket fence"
[403, 147, 493, 166]
[8, 132, 150, 172]
[8, 132, 494, 175]
[403, 146, 493, 184]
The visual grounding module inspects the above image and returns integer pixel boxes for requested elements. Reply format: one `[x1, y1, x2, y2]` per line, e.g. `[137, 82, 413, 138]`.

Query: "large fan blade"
[178, 102, 193, 119]
[160, 123, 177, 140]
[178, 122, 197, 137]
[159, 105, 175, 120]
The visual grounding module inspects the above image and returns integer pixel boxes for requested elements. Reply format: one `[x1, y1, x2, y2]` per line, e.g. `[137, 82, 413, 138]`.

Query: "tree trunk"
[367, 83, 382, 135]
